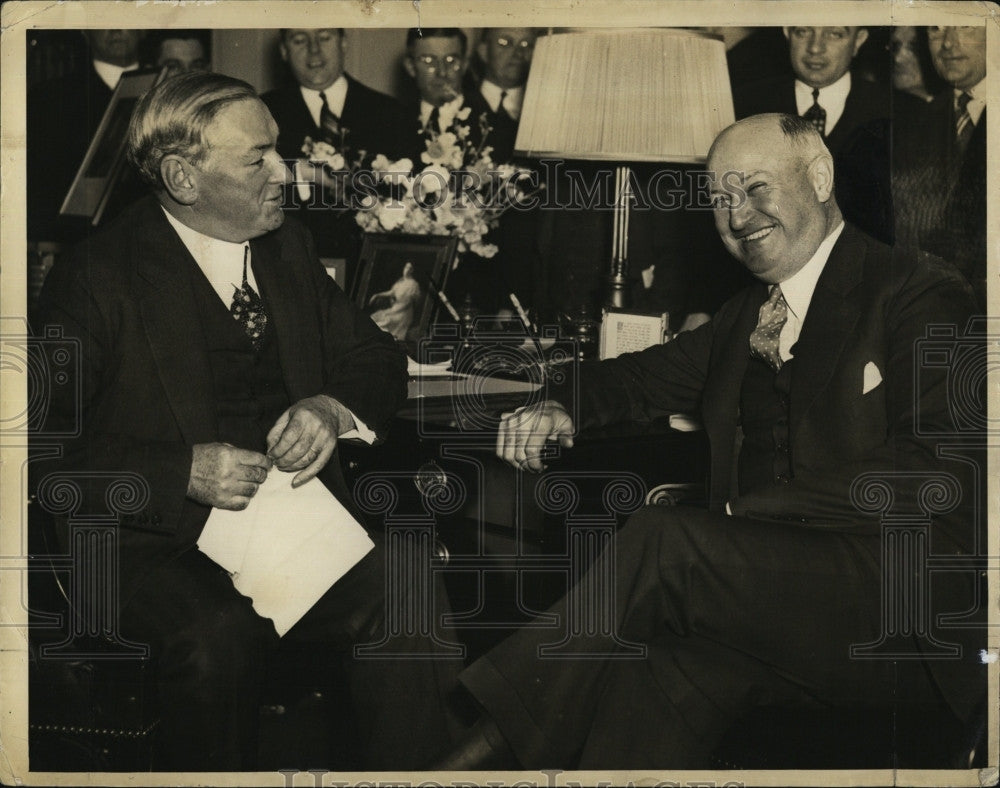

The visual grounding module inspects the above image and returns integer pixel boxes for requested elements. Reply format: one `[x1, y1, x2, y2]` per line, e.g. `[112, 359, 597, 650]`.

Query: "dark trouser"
[119, 540, 464, 771]
[460, 506, 944, 769]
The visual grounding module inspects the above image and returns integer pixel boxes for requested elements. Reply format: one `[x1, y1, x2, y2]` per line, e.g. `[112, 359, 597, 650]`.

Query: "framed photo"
[353, 232, 458, 342]
[59, 68, 163, 225]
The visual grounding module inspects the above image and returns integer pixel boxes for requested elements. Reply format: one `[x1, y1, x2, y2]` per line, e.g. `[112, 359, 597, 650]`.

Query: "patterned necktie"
[955, 91, 973, 155]
[803, 88, 826, 137]
[230, 246, 268, 350]
[749, 285, 788, 372]
[318, 91, 341, 144]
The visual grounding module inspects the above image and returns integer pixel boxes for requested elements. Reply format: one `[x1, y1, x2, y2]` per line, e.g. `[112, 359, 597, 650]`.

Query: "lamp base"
[603, 272, 630, 310]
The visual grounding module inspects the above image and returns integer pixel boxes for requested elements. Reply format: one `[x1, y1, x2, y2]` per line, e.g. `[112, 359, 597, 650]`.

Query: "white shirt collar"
[300, 75, 348, 129]
[779, 221, 845, 323]
[794, 72, 852, 135]
[92, 59, 139, 91]
[479, 79, 524, 119]
[420, 94, 466, 132]
[955, 77, 987, 125]
[161, 207, 258, 307]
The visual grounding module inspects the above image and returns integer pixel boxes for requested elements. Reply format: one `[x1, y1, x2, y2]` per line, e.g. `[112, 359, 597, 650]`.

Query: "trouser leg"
[119, 550, 279, 771]
[460, 505, 929, 768]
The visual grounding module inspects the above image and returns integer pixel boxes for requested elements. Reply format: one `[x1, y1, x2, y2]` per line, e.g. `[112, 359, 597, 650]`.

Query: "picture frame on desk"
[353, 232, 457, 343]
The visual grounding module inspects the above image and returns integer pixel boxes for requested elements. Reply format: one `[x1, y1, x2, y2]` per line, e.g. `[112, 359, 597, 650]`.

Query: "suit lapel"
[134, 202, 217, 444]
[788, 225, 865, 442]
[250, 232, 322, 402]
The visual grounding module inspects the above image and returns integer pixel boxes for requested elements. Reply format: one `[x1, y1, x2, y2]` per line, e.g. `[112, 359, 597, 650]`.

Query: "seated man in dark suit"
[32, 71, 461, 771]
[893, 24, 987, 307]
[734, 26, 923, 243]
[434, 114, 985, 770]
[27, 29, 146, 244]
[261, 28, 408, 265]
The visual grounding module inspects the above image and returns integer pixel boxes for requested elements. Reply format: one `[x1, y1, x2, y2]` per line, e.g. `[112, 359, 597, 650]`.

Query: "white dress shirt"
[299, 75, 348, 129]
[92, 59, 139, 91]
[776, 220, 845, 362]
[161, 208, 374, 443]
[794, 72, 851, 135]
[479, 79, 524, 120]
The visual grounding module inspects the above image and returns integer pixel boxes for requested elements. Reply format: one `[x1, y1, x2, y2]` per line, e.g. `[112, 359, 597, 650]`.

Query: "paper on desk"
[407, 356, 453, 376]
[197, 470, 374, 636]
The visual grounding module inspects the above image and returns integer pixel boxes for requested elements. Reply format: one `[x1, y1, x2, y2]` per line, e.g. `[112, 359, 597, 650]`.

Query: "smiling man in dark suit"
[435, 113, 984, 770]
[261, 28, 408, 263]
[33, 71, 461, 771]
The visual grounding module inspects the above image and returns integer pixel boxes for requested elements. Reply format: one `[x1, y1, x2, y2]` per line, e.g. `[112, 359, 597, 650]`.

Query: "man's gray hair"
[777, 113, 831, 163]
[127, 71, 258, 188]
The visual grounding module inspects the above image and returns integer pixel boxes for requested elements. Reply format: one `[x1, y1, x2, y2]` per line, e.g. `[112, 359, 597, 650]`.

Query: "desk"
[341, 378, 710, 657]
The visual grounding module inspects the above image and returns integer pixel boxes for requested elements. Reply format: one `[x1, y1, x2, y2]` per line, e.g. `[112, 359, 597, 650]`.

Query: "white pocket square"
[862, 361, 882, 394]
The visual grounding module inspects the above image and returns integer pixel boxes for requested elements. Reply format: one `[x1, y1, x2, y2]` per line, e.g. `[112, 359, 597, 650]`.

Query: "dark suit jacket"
[892, 92, 987, 305]
[27, 63, 114, 243]
[33, 196, 408, 605]
[734, 74, 902, 156]
[553, 222, 984, 717]
[735, 74, 925, 244]
[261, 76, 409, 263]
[262, 75, 409, 163]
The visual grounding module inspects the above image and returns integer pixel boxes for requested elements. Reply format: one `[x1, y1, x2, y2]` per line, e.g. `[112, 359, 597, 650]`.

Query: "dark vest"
[738, 356, 794, 495]
[188, 264, 291, 451]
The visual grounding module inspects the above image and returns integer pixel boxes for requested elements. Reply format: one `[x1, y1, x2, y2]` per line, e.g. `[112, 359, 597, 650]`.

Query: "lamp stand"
[604, 165, 633, 310]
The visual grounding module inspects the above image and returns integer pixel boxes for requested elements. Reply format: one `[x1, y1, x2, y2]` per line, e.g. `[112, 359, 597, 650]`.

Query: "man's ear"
[402, 54, 416, 80]
[808, 153, 835, 203]
[852, 28, 869, 56]
[782, 27, 791, 42]
[476, 40, 488, 64]
[160, 155, 198, 206]
[279, 41, 289, 63]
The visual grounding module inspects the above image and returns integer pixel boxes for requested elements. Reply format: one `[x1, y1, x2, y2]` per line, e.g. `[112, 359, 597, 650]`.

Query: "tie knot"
[811, 88, 820, 103]
[767, 284, 784, 306]
[957, 91, 972, 113]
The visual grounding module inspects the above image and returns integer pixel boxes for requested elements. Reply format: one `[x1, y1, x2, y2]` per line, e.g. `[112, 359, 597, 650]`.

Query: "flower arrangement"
[300, 110, 539, 258]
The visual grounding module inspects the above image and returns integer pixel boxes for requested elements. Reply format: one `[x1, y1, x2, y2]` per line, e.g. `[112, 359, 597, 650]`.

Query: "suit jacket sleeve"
[290, 222, 408, 436]
[553, 315, 718, 431]
[33, 249, 194, 533]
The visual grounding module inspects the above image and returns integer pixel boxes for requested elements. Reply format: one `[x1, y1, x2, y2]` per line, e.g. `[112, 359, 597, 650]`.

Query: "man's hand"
[496, 401, 575, 473]
[266, 395, 354, 488]
[187, 443, 271, 510]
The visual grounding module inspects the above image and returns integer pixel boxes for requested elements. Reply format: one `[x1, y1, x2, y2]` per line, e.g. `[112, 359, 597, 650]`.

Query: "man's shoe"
[430, 716, 519, 770]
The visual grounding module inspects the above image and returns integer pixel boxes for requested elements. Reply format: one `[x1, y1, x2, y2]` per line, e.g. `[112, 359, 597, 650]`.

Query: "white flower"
[421, 132, 461, 167]
[377, 203, 407, 231]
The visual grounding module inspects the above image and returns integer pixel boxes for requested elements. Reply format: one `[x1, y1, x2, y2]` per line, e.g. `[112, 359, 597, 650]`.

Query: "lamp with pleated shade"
[515, 28, 735, 308]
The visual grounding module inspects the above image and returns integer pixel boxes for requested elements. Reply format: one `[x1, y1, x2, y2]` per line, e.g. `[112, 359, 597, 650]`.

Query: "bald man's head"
[707, 114, 841, 284]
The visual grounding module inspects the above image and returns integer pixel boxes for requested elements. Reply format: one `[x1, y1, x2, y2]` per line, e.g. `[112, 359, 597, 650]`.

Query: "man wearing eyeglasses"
[468, 28, 538, 164]
[893, 25, 987, 308]
[402, 28, 476, 158]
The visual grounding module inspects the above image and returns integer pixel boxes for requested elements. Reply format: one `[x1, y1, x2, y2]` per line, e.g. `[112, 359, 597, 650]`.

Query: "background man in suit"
[27, 29, 146, 244]
[893, 24, 987, 307]
[469, 27, 538, 163]
[735, 26, 922, 243]
[33, 72, 461, 771]
[262, 28, 408, 265]
[435, 114, 983, 770]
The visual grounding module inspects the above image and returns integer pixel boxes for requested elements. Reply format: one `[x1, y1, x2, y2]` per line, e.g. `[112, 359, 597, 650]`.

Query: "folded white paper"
[197, 471, 374, 636]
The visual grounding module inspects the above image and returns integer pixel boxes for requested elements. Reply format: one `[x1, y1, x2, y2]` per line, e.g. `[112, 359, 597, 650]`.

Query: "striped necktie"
[318, 91, 341, 144]
[955, 91, 974, 155]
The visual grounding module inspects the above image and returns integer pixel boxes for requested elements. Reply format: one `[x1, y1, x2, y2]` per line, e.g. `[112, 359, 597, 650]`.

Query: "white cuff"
[340, 407, 376, 445]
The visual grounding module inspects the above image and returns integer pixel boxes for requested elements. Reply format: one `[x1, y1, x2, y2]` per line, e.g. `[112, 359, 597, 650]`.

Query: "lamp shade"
[515, 28, 735, 163]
